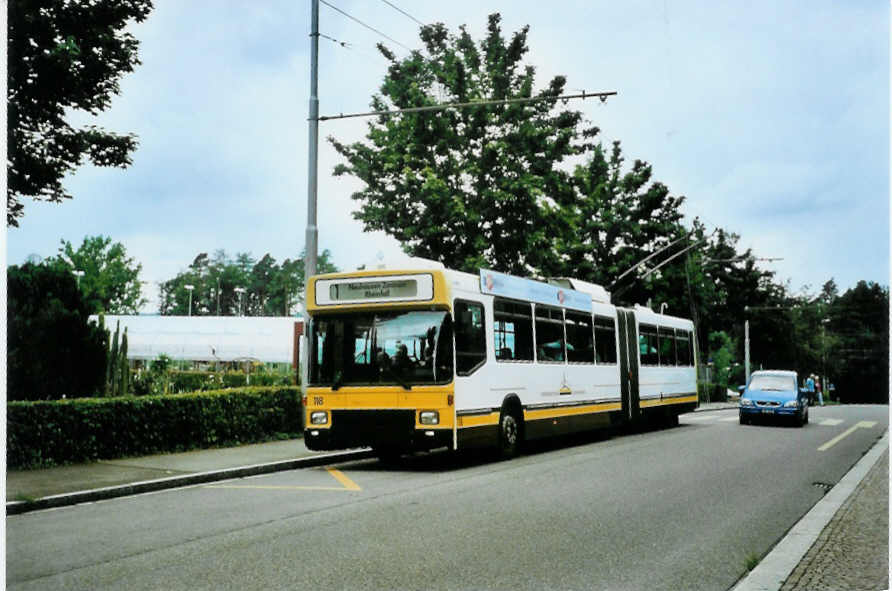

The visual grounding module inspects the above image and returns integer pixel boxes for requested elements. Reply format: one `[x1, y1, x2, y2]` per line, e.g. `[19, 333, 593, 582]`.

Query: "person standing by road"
[805, 374, 815, 405]
[815, 376, 824, 406]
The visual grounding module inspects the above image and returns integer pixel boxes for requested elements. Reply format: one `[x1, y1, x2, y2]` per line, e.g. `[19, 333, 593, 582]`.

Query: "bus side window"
[493, 298, 533, 361]
[535, 305, 565, 363]
[455, 300, 486, 376]
[594, 315, 617, 364]
[639, 324, 659, 366]
[658, 327, 677, 367]
[676, 331, 690, 366]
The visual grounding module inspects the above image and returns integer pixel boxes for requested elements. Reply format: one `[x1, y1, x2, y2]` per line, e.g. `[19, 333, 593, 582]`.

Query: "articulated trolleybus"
[303, 260, 698, 458]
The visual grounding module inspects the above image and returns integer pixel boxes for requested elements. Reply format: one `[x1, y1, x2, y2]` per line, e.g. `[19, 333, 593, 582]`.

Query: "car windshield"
[749, 375, 794, 392]
[309, 310, 454, 388]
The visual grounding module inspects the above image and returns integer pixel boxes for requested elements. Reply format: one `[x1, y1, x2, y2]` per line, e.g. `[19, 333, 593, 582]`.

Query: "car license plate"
[761, 409, 774, 414]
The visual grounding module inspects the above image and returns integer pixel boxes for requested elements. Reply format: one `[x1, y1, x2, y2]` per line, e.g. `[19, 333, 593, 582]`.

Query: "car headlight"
[739, 399, 754, 407]
[783, 400, 799, 408]
[310, 411, 328, 425]
[420, 410, 439, 425]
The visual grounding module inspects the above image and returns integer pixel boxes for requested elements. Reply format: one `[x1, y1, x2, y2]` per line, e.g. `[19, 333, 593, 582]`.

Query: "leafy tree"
[48, 235, 146, 313]
[159, 249, 338, 316]
[825, 281, 888, 403]
[266, 251, 338, 316]
[7, 0, 154, 226]
[331, 14, 598, 274]
[565, 141, 688, 306]
[7, 263, 108, 399]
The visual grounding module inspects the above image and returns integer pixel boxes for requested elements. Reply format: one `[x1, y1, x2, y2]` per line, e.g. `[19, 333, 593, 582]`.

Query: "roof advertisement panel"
[479, 269, 592, 312]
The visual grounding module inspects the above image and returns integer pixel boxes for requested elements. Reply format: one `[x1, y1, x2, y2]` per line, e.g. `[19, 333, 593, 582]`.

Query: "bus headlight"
[310, 411, 328, 425]
[739, 399, 754, 407]
[783, 400, 799, 408]
[420, 411, 439, 425]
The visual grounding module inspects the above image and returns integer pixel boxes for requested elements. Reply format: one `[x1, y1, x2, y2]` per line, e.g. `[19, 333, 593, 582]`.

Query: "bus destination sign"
[314, 274, 435, 306]
[330, 279, 417, 301]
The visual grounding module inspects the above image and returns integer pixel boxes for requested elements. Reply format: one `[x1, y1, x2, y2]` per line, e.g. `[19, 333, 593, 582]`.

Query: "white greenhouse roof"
[90, 315, 304, 364]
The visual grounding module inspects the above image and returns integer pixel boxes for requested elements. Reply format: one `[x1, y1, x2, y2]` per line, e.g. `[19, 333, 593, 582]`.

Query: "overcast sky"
[6, 0, 889, 312]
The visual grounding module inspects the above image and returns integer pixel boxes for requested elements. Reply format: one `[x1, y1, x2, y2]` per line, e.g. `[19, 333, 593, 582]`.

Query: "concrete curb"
[6, 448, 375, 516]
[731, 429, 889, 591]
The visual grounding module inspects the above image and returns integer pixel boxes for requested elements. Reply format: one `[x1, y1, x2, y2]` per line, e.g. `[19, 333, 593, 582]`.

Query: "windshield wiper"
[384, 365, 412, 391]
[380, 362, 411, 389]
[374, 350, 411, 390]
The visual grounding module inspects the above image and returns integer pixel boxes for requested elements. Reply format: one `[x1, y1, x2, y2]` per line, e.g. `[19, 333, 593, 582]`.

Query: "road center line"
[818, 421, 877, 451]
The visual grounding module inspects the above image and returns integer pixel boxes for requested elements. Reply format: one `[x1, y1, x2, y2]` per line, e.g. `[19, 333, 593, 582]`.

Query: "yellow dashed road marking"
[324, 466, 362, 491]
[818, 421, 877, 452]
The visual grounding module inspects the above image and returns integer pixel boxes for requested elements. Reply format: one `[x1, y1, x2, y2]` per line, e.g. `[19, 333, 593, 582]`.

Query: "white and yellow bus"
[303, 260, 698, 458]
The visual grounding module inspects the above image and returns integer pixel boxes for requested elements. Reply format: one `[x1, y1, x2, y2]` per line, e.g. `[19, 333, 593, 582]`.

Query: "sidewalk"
[7, 402, 887, 591]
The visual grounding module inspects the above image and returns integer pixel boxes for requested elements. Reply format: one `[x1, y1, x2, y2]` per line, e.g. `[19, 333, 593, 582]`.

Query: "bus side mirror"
[737, 385, 746, 394]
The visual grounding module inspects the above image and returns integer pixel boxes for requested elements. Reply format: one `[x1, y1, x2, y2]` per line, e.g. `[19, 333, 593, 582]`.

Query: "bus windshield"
[309, 310, 454, 388]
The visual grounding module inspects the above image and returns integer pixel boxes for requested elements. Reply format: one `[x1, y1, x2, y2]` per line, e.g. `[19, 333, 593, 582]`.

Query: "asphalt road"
[7, 404, 887, 591]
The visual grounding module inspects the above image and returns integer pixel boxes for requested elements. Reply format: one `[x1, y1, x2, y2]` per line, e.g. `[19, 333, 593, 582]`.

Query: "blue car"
[739, 370, 809, 427]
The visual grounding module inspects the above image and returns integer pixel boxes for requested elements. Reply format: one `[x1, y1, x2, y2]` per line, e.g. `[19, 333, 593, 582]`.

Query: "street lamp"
[184, 285, 194, 316]
[234, 287, 246, 316]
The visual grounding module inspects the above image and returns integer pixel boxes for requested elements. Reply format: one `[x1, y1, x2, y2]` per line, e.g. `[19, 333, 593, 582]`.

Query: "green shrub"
[7, 386, 302, 468]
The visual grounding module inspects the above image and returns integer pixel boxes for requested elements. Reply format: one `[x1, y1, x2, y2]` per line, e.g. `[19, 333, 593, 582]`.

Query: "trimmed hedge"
[7, 387, 303, 469]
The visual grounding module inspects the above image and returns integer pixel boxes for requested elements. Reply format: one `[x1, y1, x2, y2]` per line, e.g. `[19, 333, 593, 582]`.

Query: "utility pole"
[301, 0, 320, 409]
[305, 0, 319, 283]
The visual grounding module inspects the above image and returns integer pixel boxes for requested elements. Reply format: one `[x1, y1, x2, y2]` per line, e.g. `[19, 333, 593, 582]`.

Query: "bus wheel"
[498, 408, 522, 459]
[373, 445, 402, 464]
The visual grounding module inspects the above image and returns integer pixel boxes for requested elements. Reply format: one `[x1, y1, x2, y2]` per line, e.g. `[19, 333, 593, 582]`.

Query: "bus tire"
[498, 407, 522, 459]
[373, 445, 402, 464]
[664, 412, 679, 428]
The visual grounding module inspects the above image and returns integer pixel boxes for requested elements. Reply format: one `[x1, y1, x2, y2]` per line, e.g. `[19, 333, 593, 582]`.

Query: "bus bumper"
[304, 409, 453, 451]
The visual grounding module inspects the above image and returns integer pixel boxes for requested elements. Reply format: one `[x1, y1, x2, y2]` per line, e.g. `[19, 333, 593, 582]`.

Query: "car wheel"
[739, 412, 748, 425]
[498, 408, 522, 459]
